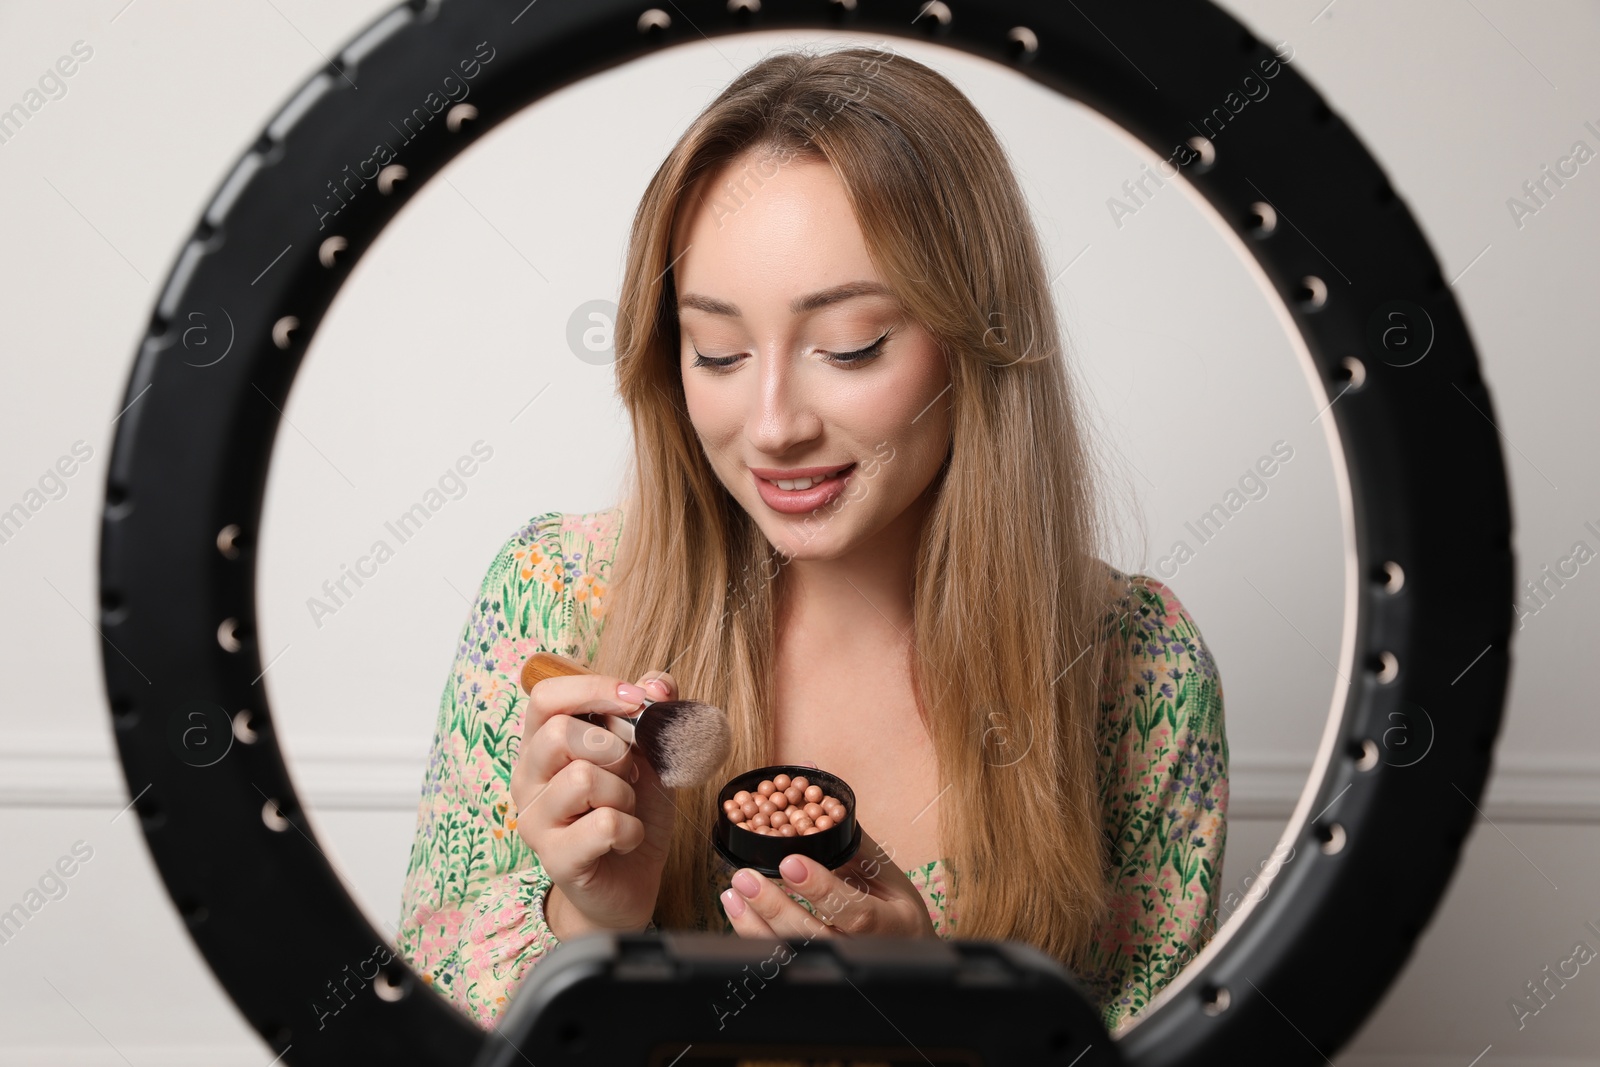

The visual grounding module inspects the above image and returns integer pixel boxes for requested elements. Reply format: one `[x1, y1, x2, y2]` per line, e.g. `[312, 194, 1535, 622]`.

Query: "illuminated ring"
[98, 0, 1512, 1063]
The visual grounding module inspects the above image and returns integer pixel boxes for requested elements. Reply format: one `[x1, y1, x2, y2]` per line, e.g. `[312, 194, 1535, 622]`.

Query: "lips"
[748, 463, 855, 483]
[752, 463, 856, 515]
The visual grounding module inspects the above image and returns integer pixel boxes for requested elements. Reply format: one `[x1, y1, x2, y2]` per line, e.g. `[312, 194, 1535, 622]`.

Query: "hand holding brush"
[520, 652, 732, 789]
[510, 653, 727, 939]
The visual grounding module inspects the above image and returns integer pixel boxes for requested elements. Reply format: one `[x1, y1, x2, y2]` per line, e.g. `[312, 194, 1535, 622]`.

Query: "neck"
[775, 488, 933, 652]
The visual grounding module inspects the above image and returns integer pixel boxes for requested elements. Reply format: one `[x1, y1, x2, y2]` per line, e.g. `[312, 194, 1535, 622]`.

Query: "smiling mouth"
[756, 465, 854, 491]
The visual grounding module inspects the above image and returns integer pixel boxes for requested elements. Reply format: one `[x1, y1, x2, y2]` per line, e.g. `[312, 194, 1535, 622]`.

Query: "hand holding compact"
[720, 826, 936, 942]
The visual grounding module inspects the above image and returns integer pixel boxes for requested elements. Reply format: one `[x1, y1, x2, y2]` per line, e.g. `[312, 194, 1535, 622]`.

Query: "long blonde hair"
[588, 44, 1133, 967]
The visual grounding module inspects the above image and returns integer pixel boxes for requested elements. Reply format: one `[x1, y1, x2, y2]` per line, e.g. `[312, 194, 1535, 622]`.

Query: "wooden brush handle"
[520, 651, 595, 695]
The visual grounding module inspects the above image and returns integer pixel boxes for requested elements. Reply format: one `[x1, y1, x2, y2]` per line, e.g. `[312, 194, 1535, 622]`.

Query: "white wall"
[0, 1, 1596, 1063]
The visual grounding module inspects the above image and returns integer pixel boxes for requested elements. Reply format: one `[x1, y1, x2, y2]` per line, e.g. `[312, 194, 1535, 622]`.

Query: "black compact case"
[711, 764, 862, 877]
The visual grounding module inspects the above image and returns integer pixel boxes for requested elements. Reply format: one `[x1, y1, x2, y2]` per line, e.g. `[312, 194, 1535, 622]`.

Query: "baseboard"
[2, 735, 1598, 822]
[0, 731, 427, 812]
[0, 1046, 276, 1067]
[1223, 752, 1600, 824]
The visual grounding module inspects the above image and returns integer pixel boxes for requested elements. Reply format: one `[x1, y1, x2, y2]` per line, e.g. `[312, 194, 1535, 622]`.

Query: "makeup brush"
[519, 651, 732, 789]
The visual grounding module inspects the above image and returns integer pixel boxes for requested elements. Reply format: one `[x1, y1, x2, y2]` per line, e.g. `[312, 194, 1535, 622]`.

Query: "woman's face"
[672, 150, 952, 563]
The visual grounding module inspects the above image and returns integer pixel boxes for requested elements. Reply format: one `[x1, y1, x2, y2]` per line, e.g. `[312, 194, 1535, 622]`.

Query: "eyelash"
[690, 328, 891, 371]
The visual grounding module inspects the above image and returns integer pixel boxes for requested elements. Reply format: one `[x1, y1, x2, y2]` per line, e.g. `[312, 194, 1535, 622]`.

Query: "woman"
[396, 44, 1227, 1034]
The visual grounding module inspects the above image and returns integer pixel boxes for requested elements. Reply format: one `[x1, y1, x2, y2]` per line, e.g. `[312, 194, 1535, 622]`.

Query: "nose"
[747, 346, 822, 458]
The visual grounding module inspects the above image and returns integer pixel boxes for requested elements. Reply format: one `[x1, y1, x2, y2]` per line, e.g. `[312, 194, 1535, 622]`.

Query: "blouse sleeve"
[394, 510, 606, 1030]
[1080, 573, 1229, 1032]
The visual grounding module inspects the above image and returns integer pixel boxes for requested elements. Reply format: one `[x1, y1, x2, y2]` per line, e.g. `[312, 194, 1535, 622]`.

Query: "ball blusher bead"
[726, 790, 851, 838]
[716, 765, 859, 875]
[723, 782, 849, 832]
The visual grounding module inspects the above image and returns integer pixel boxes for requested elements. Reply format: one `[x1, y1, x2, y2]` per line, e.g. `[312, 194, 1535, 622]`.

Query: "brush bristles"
[632, 699, 732, 789]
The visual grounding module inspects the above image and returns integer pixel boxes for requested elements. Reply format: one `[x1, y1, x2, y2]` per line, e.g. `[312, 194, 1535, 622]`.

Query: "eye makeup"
[688, 326, 893, 371]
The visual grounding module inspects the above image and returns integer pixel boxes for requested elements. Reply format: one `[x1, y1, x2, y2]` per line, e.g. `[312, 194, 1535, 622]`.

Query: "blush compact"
[711, 764, 862, 877]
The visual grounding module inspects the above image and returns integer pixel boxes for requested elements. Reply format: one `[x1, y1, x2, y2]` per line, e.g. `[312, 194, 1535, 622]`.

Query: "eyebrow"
[677, 280, 896, 318]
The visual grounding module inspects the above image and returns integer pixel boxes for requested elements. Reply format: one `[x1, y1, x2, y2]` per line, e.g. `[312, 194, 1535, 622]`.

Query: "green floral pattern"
[396, 508, 1226, 1034]
[1080, 576, 1229, 1029]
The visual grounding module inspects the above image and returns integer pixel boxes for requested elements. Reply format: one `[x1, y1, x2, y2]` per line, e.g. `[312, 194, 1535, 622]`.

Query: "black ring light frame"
[97, 0, 1513, 1063]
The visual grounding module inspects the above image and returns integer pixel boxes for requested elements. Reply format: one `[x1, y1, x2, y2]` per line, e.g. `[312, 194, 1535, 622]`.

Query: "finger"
[522, 673, 637, 742]
[728, 867, 836, 942]
[546, 806, 647, 877]
[523, 714, 634, 788]
[777, 854, 877, 933]
[720, 885, 778, 939]
[637, 670, 677, 701]
[512, 717, 635, 825]
[723, 876, 829, 944]
[538, 756, 638, 824]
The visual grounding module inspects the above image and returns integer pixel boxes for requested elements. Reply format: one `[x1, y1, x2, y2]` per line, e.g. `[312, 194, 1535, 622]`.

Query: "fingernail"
[616, 682, 647, 703]
[799, 761, 818, 769]
[721, 887, 747, 918]
[646, 678, 670, 697]
[732, 869, 763, 898]
[780, 855, 807, 883]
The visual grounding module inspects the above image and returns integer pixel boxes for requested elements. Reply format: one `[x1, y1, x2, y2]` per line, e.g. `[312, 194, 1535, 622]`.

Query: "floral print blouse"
[396, 508, 1228, 1034]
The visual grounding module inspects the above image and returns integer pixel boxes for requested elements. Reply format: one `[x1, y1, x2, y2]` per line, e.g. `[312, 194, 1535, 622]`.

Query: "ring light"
[97, 0, 1513, 1063]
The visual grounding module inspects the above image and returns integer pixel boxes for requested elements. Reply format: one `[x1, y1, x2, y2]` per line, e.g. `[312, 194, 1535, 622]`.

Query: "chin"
[758, 512, 851, 561]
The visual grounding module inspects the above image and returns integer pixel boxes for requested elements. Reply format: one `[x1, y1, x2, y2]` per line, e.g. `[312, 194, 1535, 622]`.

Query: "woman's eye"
[825, 329, 891, 366]
[689, 350, 741, 370]
[688, 328, 891, 371]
